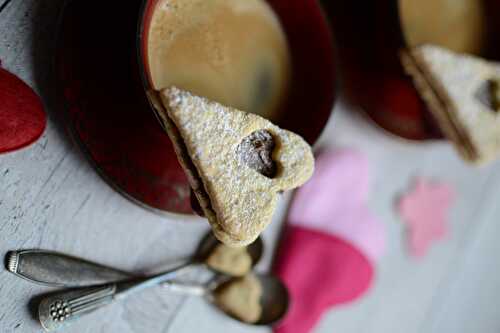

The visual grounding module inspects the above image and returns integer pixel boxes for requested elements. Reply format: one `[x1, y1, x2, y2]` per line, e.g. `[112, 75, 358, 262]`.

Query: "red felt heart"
[274, 226, 374, 333]
[0, 67, 46, 153]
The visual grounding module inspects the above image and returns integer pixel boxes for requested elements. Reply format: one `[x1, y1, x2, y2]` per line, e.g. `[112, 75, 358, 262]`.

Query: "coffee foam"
[147, 0, 291, 120]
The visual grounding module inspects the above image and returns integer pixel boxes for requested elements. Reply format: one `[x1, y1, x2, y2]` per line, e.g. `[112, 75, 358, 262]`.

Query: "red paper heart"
[0, 67, 46, 153]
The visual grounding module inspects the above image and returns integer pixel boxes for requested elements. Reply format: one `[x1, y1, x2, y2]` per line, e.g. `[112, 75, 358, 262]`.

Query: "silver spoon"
[38, 272, 288, 332]
[164, 273, 289, 326]
[37, 270, 287, 331]
[6, 233, 264, 287]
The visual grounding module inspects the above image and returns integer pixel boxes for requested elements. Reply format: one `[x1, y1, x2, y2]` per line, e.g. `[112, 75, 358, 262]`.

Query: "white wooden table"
[2, 1, 500, 332]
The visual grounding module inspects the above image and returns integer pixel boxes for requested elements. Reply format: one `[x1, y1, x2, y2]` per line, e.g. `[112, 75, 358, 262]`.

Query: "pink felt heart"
[274, 226, 373, 333]
[0, 67, 46, 154]
[273, 149, 385, 333]
[288, 149, 385, 261]
[398, 178, 455, 258]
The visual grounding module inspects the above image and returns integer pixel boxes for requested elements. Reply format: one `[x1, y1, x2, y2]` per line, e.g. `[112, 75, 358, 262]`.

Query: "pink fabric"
[288, 149, 385, 261]
[398, 178, 455, 258]
[274, 226, 373, 333]
[273, 149, 385, 333]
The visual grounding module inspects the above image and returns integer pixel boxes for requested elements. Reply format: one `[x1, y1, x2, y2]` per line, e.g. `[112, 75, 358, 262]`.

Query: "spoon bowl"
[213, 274, 289, 326]
[165, 273, 289, 326]
[252, 274, 289, 326]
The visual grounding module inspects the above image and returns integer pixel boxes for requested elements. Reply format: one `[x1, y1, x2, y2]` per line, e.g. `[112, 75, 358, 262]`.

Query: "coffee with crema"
[399, 0, 485, 55]
[147, 0, 291, 120]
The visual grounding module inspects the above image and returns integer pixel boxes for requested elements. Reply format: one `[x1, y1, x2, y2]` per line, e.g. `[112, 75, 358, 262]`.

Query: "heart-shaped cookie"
[214, 273, 263, 324]
[0, 67, 46, 154]
[402, 45, 500, 164]
[206, 244, 252, 276]
[155, 87, 314, 246]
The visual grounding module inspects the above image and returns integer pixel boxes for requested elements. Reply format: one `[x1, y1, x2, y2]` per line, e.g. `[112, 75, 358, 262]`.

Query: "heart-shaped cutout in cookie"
[155, 87, 314, 246]
[0, 67, 46, 154]
[237, 130, 277, 178]
[489, 78, 500, 112]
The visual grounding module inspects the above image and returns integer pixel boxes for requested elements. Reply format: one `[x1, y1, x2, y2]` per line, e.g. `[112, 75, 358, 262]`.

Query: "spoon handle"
[39, 284, 116, 331]
[38, 264, 191, 332]
[163, 281, 208, 296]
[6, 250, 132, 287]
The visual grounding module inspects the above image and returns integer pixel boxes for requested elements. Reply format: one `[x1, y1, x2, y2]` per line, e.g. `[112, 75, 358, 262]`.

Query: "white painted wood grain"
[2, 0, 500, 332]
[312, 104, 500, 333]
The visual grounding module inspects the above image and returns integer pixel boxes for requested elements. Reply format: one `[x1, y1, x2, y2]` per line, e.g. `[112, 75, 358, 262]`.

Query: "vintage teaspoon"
[6, 233, 264, 287]
[38, 272, 288, 331]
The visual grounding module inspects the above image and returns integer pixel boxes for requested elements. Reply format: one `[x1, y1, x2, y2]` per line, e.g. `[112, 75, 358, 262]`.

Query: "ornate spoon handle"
[39, 285, 116, 331]
[6, 250, 132, 287]
[38, 264, 191, 332]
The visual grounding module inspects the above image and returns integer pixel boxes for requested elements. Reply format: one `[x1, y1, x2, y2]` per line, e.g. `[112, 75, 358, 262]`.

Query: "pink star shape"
[398, 178, 455, 258]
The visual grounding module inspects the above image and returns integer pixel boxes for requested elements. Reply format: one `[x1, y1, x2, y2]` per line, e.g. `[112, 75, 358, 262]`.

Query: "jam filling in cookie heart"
[237, 130, 277, 178]
[474, 78, 500, 112]
[489, 78, 500, 112]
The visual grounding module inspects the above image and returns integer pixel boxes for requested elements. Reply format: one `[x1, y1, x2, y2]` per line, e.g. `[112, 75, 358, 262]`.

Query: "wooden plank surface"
[2, 1, 500, 333]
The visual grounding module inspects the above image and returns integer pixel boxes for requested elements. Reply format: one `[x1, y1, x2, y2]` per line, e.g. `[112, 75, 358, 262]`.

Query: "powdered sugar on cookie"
[159, 87, 314, 246]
